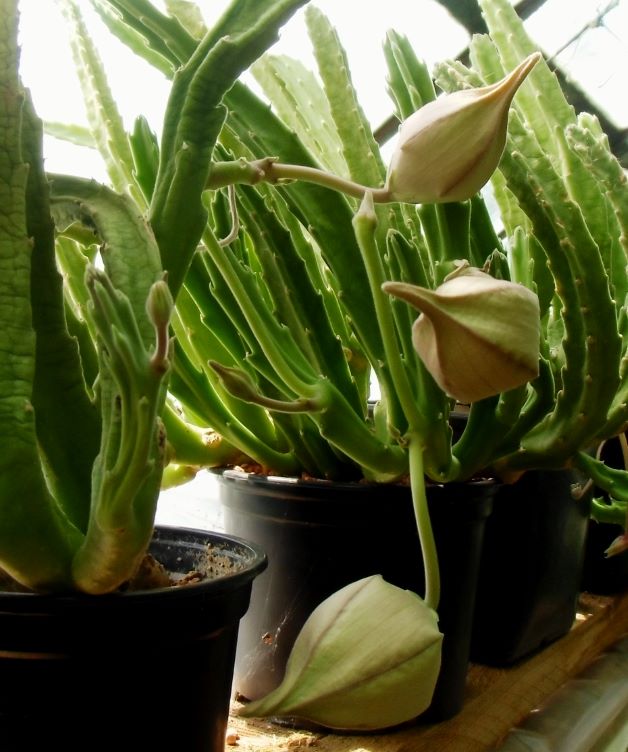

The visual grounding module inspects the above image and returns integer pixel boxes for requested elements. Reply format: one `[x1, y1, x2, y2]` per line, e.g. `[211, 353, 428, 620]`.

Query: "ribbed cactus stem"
[251, 54, 348, 177]
[305, 5, 386, 189]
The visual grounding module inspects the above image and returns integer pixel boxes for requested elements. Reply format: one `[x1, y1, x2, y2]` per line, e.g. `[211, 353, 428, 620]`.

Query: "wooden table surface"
[224, 590, 628, 751]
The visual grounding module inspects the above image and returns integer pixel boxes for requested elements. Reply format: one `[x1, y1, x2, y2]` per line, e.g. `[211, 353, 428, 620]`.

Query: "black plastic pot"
[217, 470, 495, 724]
[580, 435, 628, 594]
[469, 469, 591, 666]
[581, 519, 628, 594]
[0, 526, 266, 752]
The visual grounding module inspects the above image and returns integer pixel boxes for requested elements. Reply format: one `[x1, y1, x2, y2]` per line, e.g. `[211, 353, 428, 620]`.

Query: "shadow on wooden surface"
[226, 590, 628, 751]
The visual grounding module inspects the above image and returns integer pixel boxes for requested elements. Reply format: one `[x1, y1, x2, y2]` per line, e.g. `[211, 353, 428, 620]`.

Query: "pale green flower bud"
[146, 278, 173, 330]
[209, 361, 317, 413]
[238, 575, 443, 731]
[146, 278, 173, 372]
[385, 53, 541, 204]
[383, 262, 540, 403]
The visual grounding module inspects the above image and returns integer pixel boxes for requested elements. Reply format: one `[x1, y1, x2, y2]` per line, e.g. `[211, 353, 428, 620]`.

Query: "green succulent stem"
[201, 229, 316, 396]
[352, 194, 423, 432]
[267, 162, 391, 202]
[590, 497, 628, 527]
[352, 194, 441, 608]
[409, 437, 439, 611]
[72, 269, 171, 593]
[162, 401, 246, 469]
[208, 158, 392, 203]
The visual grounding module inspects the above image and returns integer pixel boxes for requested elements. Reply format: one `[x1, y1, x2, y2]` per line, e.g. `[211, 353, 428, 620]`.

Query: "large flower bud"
[383, 263, 540, 403]
[238, 575, 442, 731]
[385, 53, 541, 204]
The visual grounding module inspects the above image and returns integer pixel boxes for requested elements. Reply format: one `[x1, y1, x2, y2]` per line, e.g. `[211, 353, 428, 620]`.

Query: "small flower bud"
[210, 361, 318, 413]
[383, 262, 540, 403]
[238, 575, 443, 731]
[147, 278, 173, 372]
[210, 361, 262, 402]
[385, 53, 541, 204]
[146, 278, 173, 330]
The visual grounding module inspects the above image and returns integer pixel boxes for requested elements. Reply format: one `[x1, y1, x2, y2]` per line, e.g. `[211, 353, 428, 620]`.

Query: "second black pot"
[469, 469, 591, 666]
[580, 435, 628, 595]
[581, 519, 628, 594]
[217, 470, 495, 724]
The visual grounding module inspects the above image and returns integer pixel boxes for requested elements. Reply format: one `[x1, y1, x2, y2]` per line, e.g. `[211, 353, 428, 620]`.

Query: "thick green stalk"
[72, 271, 171, 593]
[499, 141, 620, 468]
[566, 120, 628, 436]
[305, 5, 386, 190]
[251, 54, 349, 178]
[0, 0, 83, 590]
[89, 0, 309, 299]
[308, 380, 408, 481]
[162, 401, 245, 468]
[49, 175, 162, 339]
[574, 451, 628, 503]
[478, 0, 576, 159]
[383, 29, 436, 118]
[48, 174, 171, 592]
[352, 195, 423, 431]
[59, 0, 145, 208]
[149, 0, 308, 297]
[352, 194, 455, 482]
[23, 96, 100, 531]
[92, 0, 194, 69]
[409, 437, 439, 611]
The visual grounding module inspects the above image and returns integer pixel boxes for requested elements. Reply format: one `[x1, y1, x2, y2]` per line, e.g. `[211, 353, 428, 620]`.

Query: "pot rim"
[0, 525, 267, 605]
[214, 466, 497, 491]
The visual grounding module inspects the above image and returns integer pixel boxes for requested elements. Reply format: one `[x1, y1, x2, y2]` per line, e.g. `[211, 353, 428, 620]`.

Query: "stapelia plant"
[0, 0, 305, 594]
[54, 0, 538, 727]
[54, 0, 628, 729]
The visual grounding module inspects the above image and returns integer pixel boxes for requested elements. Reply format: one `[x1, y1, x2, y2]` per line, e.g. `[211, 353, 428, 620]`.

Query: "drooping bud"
[209, 361, 317, 413]
[385, 53, 541, 204]
[210, 361, 265, 402]
[238, 575, 442, 731]
[383, 262, 540, 403]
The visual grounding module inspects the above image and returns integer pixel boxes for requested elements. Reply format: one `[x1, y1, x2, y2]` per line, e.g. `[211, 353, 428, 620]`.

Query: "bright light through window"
[17, 0, 628, 182]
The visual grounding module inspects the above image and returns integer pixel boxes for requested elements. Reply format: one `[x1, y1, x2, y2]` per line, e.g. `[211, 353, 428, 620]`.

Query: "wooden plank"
[226, 591, 628, 751]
